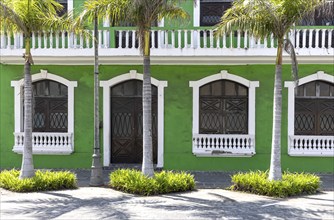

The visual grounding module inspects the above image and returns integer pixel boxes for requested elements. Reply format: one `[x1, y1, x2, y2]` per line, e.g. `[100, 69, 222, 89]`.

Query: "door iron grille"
[110, 80, 158, 164]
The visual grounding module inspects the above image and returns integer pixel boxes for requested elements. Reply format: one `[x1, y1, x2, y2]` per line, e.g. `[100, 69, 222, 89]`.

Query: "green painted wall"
[0, 64, 333, 172]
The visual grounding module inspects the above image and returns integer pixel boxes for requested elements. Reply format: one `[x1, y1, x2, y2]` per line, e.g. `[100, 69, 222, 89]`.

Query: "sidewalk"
[1, 170, 333, 219]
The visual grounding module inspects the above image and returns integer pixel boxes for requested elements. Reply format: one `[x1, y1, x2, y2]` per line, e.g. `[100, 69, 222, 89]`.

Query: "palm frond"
[0, 1, 27, 33]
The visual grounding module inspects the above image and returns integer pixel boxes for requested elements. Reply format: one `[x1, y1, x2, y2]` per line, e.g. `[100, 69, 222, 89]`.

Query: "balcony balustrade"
[1, 27, 333, 64]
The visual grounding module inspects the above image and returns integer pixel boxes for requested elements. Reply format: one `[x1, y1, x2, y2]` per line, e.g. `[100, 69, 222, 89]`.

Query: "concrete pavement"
[1, 170, 334, 219]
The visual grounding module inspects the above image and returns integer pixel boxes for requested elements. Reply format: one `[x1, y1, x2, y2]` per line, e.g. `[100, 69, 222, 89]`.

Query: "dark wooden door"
[110, 80, 157, 164]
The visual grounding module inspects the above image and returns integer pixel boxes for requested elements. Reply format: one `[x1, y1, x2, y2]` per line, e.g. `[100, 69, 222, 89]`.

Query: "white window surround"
[11, 69, 77, 154]
[100, 70, 167, 168]
[285, 71, 334, 157]
[189, 70, 259, 157]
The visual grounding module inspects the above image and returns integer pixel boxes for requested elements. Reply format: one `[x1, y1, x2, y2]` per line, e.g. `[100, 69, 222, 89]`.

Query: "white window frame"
[11, 69, 77, 154]
[285, 71, 334, 157]
[189, 70, 259, 157]
[100, 70, 167, 168]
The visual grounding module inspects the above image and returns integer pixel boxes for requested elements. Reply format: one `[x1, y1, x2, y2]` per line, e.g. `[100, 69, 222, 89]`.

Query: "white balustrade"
[289, 135, 334, 156]
[0, 28, 332, 59]
[192, 134, 255, 157]
[13, 132, 74, 155]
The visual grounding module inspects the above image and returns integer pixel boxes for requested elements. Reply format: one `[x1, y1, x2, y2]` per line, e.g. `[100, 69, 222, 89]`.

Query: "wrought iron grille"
[295, 80, 334, 136]
[199, 80, 248, 134]
[200, 1, 232, 26]
[31, 80, 68, 132]
[110, 80, 157, 163]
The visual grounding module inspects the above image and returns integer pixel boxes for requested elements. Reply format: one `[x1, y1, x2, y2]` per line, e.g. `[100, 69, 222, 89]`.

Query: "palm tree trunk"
[269, 40, 283, 181]
[142, 30, 154, 177]
[19, 38, 35, 179]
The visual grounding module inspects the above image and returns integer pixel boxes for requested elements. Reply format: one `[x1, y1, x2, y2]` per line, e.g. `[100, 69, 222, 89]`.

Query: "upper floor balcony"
[1, 27, 333, 65]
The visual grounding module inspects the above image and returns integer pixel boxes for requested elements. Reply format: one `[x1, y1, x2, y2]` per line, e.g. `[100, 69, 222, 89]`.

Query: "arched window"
[285, 71, 334, 156]
[199, 80, 248, 134]
[295, 81, 334, 136]
[32, 80, 68, 132]
[190, 70, 259, 156]
[11, 70, 77, 154]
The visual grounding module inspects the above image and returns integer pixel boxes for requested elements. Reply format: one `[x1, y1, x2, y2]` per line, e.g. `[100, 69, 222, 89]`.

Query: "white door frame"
[100, 70, 167, 167]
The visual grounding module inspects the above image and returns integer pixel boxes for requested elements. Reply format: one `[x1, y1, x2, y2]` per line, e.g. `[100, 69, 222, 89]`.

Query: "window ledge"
[288, 135, 334, 157]
[13, 132, 74, 155]
[192, 134, 255, 157]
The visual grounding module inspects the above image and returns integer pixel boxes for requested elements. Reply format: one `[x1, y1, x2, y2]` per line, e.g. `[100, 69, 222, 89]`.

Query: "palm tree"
[216, 0, 328, 180]
[0, 0, 74, 179]
[82, 0, 189, 176]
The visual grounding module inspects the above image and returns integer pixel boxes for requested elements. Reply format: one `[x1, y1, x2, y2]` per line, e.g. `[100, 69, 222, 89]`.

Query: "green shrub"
[0, 169, 77, 192]
[229, 170, 320, 197]
[109, 169, 195, 196]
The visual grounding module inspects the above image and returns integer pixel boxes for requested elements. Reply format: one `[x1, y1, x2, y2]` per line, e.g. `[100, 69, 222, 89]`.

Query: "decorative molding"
[284, 71, 334, 157]
[189, 70, 259, 156]
[100, 70, 168, 167]
[11, 70, 77, 154]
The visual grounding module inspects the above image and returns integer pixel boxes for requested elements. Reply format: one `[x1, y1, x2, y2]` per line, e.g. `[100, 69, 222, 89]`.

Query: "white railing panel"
[192, 134, 255, 157]
[289, 135, 334, 156]
[13, 132, 74, 155]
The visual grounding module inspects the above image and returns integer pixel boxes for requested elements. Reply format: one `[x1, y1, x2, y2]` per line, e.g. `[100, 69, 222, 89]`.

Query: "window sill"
[192, 133, 255, 157]
[13, 132, 74, 155]
[288, 135, 334, 157]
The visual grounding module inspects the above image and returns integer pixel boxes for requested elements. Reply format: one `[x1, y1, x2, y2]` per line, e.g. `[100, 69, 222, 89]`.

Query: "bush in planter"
[0, 169, 77, 192]
[229, 170, 320, 197]
[109, 169, 195, 196]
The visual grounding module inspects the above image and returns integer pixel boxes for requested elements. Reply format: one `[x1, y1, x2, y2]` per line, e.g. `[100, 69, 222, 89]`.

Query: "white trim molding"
[11, 69, 78, 154]
[189, 70, 259, 156]
[285, 71, 334, 157]
[100, 70, 168, 168]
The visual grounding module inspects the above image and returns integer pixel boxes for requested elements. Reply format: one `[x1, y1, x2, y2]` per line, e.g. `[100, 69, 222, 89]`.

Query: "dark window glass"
[200, 0, 233, 26]
[55, 0, 67, 17]
[295, 80, 334, 135]
[31, 80, 68, 132]
[199, 80, 248, 134]
[111, 80, 157, 97]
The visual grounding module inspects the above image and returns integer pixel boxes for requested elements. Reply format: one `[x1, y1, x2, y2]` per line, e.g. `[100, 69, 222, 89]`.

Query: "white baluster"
[237, 30, 241, 48]
[230, 31, 233, 48]
[270, 33, 274, 48]
[244, 31, 248, 48]
[55, 31, 59, 49]
[178, 30, 181, 48]
[321, 29, 325, 48]
[132, 30, 136, 48]
[0, 32, 5, 49]
[196, 30, 200, 49]
[216, 35, 220, 49]
[315, 29, 319, 48]
[151, 30, 155, 48]
[103, 30, 108, 48]
[43, 31, 47, 48]
[79, 33, 83, 48]
[157, 30, 162, 48]
[203, 30, 207, 48]
[31, 32, 35, 49]
[184, 30, 188, 48]
[38, 32, 42, 49]
[165, 30, 169, 48]
[13, 33, 18, 49]
[309, 29, 313, 48]
[263, 36, 268, 48]
[49, 31, 53, 48]
[256, 38, 261, 48]
[7, 32, 11, 49]
[222, 33, 226, 48]
[20, 33, 23, 49]
[61, 31, 65, 49]
[328, 30, 333, 48]
[302, 29, 306, 48]
[96, 30, 101, 48]
[209, 29, 213, 48]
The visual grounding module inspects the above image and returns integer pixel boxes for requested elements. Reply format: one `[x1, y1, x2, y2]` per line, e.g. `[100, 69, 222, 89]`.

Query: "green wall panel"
[1, 64, 333, 172]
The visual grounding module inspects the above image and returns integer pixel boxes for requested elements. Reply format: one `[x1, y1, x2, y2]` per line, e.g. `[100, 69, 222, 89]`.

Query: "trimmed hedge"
[0, 169, 77, 192]
[229, 170, 320, 197]
[110, 169, 195, 196]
